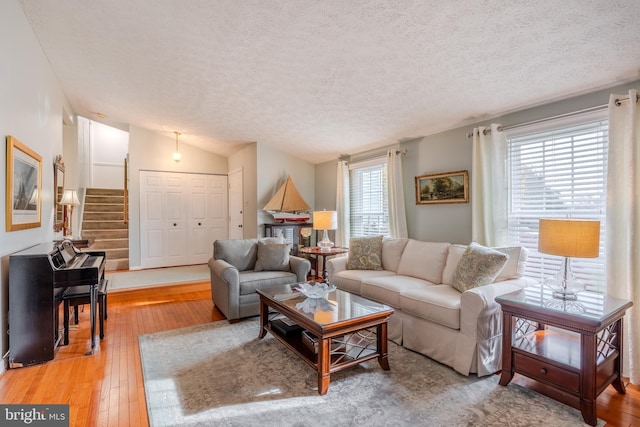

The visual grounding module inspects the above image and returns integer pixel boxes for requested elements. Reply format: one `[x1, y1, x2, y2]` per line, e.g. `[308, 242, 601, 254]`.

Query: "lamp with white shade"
[538, 218, 600, 300]
[60, 189, 80, 238]
[313, 210, 337, 252]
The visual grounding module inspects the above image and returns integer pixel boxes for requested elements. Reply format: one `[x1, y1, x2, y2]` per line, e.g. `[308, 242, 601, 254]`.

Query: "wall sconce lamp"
[172, 131, 182, 163]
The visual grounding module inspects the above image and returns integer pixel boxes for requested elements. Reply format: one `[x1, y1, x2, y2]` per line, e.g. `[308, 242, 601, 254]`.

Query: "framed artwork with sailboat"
[263, 176, 311, 222]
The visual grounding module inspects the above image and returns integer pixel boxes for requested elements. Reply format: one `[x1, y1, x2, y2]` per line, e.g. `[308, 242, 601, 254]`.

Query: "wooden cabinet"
[496, 287, 632, 426]
[264, 222, 315, 255]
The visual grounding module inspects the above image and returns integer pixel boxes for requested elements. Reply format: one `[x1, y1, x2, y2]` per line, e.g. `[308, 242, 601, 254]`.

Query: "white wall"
[127, 125, 228, 268]
[0, 0, 73, 373]
[90, 121, 129, 189]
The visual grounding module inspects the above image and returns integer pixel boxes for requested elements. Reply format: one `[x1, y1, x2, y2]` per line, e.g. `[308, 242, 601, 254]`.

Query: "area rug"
[139, 320, 602, 427]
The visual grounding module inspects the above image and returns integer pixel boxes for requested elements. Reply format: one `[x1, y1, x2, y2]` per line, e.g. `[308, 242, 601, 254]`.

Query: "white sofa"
[327, 238, 529, 377]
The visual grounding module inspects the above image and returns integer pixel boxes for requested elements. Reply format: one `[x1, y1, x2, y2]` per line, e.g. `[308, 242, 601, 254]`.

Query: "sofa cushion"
[214, 239, 258, 271]
[382, 238, 408, 272]
[238, 271, 298, 295]
[346, 235, 384, 270]
[362, 275, 436, 308]
[332, 270, 397, 295]
[396, 240, 450, 283]
[442, 244, 467, 285]
[254, 242, 292, 272]
[400, 285, 462, 329]
[452, 243, 509, 292]
[494, 246, 528, 282]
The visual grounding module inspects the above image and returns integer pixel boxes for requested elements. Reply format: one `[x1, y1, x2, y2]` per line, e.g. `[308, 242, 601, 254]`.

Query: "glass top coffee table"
[257, 284, 394, 395]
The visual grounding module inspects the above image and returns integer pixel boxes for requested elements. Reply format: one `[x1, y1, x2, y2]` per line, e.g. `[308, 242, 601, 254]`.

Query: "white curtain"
[606, 89, 639, 384]
[471, 123, 508, 247]
[335, 160, 350, 247]
[387, 149, 408, 238]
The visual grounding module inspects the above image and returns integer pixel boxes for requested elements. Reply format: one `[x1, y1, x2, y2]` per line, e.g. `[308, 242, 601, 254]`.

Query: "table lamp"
[538, 218, 600, 300]
[313, 210, 337, 252]
[60, 189, 80, 238]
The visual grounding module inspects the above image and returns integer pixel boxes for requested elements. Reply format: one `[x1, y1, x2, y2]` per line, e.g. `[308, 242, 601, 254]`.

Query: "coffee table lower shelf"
[265, 322, 381, 374]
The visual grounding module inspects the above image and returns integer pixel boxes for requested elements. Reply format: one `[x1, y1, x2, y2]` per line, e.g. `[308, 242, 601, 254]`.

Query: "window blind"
[507, 117, 608, 291]
[349, 158, 390, 237]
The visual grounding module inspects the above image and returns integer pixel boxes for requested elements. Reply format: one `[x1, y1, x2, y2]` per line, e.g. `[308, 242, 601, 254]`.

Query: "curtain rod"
[465, 93, 638, 139]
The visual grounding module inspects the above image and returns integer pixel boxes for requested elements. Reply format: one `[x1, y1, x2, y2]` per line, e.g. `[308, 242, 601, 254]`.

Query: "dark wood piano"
[8, 240, 106, 368]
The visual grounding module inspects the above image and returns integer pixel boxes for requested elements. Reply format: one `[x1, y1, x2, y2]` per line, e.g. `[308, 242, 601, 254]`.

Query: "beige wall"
[228, 143, 258, 238]
[314, 80, 640, 245]
[257, 144, 315, 237]
[128, 125, 228, 268]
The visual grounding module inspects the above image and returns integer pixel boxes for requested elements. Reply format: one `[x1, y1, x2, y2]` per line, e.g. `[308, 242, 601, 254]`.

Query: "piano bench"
[62, 280, 108, 346]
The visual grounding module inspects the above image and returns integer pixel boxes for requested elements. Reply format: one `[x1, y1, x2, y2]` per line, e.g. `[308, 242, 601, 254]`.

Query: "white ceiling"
[19, 0, 640, 163]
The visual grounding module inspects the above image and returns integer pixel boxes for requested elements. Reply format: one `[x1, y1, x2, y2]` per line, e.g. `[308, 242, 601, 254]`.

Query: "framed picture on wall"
[415, 170, 469, 204]
[6, 136, 42, 231]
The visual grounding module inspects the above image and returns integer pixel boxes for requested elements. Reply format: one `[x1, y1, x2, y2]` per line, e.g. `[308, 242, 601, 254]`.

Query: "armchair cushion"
[452, 243, 509, 292]
[214, 239, 258, 271]
[254, 242, 291, 272]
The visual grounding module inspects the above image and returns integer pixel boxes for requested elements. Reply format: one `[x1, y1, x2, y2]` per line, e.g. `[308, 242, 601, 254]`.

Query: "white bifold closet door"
[140, 170, 228, 268]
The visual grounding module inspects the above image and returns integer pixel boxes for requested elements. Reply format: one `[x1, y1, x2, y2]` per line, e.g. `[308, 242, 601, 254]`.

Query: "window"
[507, 114, 608, 291]
[349, 157, 390, 237]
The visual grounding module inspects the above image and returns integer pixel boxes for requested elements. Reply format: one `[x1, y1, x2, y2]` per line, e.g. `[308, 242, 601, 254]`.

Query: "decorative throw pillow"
[254, 242, 292, 272]
[452, 242, 509, 292]
[346, 235, 384, 270]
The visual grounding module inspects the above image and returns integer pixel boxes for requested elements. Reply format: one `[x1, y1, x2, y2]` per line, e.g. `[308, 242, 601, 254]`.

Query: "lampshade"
[313, 211, 337, 231]
[59, 189, 80, 206]
[538, 219, 600, 258]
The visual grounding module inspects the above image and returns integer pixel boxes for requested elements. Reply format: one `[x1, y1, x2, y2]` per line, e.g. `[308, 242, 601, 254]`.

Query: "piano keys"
[8, 240, 106, 368]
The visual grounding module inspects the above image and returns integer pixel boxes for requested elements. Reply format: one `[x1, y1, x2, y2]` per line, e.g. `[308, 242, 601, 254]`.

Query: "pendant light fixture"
[172, 131, 182, 162]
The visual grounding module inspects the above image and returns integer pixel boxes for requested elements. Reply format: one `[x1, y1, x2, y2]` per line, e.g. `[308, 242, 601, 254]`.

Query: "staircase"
[82, 188, 129, 271]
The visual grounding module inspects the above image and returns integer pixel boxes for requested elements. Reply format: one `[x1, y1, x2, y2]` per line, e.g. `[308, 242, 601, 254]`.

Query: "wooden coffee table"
[257, 284, 394, 394]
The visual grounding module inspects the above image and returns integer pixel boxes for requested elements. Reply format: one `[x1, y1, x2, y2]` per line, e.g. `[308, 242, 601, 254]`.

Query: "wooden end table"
[299, 246, 348, 282]
[496, 286, 632, 426]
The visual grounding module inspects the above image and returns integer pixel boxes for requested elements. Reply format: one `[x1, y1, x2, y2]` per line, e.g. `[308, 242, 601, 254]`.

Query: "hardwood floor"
[0, 282, 638, 426]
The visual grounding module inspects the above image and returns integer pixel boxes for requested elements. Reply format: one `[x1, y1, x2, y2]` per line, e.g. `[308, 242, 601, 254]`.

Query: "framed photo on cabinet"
[6, 136, 42, 231]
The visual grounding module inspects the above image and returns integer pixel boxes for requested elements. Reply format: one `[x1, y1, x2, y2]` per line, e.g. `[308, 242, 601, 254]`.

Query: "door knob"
[238, 224, 243, 228]
[198, 222, 202, 226]
[173, 223, 177, 226]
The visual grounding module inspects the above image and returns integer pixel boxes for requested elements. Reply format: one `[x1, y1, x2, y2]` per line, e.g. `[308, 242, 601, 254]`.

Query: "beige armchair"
[208, 238, 311, 321]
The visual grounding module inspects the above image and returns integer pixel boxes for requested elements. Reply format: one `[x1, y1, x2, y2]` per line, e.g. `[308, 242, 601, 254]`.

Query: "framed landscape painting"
[415, 170, 469, 205]
[6, 136, 42, 231]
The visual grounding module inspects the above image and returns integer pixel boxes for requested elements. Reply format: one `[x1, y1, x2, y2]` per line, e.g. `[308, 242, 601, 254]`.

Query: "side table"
[298, 246, 348, 282]
[496, 287, 632, 426]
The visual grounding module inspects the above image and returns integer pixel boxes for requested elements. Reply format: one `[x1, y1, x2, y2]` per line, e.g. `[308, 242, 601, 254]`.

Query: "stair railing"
[123, 157, 129, 225]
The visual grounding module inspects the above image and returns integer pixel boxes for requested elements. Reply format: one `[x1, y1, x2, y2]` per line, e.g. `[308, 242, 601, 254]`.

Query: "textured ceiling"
[19, 0, 640, 163]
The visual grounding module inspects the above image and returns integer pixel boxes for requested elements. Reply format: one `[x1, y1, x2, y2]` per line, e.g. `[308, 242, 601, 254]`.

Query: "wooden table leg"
[499, 311, 514, 386]
[317, 337, 331, 394]
[580, 332, 597, 426]
[377, 322, 390, 370]
[258, 298, 268, 339]
[611, 318, 627, 394]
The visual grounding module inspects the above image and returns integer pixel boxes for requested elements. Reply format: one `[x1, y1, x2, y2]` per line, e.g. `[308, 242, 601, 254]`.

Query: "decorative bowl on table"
[295, 282, 336, 299]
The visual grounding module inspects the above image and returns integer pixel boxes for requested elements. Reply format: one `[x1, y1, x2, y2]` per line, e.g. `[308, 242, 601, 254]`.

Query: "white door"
[228, 169, 244, 239]
[165, 174, 188, 266]
[187, 174, 228, 263]
[207, 174, 229, 247]
[140, 172, 164, 267]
